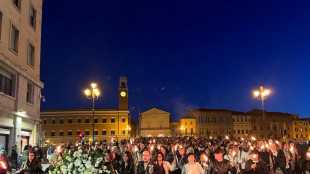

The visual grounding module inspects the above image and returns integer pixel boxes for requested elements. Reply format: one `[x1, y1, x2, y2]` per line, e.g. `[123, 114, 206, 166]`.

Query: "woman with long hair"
[104, 149, 115, 173]
[0, 150, 12, 174]
[19, 152, 43, 174]
[153, 152, 176, 174]
[118, 151, 134, 174]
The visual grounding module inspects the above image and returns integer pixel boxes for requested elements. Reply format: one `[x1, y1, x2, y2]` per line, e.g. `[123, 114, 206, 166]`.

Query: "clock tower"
[118, 76, 128, 110]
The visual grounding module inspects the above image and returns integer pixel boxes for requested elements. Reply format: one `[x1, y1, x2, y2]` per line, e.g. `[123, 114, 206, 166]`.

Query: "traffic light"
[79, 133, 85, 140]
[279, 128, 283, 135]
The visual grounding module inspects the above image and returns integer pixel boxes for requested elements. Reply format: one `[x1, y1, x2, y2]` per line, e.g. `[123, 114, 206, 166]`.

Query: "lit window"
[111, 130, 115, 135]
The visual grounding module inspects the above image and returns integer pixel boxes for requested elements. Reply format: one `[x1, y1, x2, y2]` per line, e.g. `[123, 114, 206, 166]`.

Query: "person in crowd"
[19, 152, 43, 174]
[10, 145, 18, 170]
[181, 153, 204, 174]
[153, 152, 176, 174]
[208, 147, 232, 174]
[104, 149, 115, 172]
[238, 142, 251, 174]
[167, 144, 182, 174]
[244, 149, 267, 174]
[118, 151, 135, 174]
[47, 145, 54, 159]
[295, 139, 307, 174]
[0, 150, 12, 174]
[34, 146, 43, 163]
[20, 145, 30, 165]
[136, 150, 153, 174]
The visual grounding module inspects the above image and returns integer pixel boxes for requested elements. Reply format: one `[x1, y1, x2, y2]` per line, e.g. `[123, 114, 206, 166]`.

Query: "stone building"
[140, 108, 171, 137]
[292, 119, 310, 140]
[248, 109, 296, 140]
[40, 76, 130, 145]
[232, 112, 252, 139]
[187, 109, 233, 138]
[0, 0, 44, 152]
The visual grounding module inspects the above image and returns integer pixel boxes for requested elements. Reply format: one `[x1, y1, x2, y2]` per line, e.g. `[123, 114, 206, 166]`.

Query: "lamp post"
[84, 83, 100, 145]
[253, 85, 270, 140]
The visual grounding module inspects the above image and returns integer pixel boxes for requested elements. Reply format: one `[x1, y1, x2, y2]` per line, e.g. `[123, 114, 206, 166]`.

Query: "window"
[253, 126, 256, 130]
[242, 130, 244, 134]
[85, 117, 89, 123]
[26, 83, 34, 104]
[295, 128, 298, 132]
[51, 131, 55, 137]
[233, 119, 235, 122]
[13, 0, 21, 10]
[185, 128, 187, 134]
[94, 117, 98, 123]
[241, 119, 243, 122]
[68, 118, 72, 124]
[287, 126, 290, 130]
[10, 25, 19, 53]
[111, 117, 115, 123]
[102, 117, 107, 123]
[185, 122, 187, 125]
[68, 130, 72, 136]
[273, 126, 276, 130]
[28, 43, 35, 67]
[122, 117, 125, 123]
[220, 117, 223, 123]
[213, 117, 216, 123]
[237, 119, 239, 122]
[199, 117, 202, 123]
[102, 129, 106, 135]
[226, 117, 230, 123]
[267, 126, 269, 130]
[252, 118, 256, 122]
[76, 130, 80, 135]
[52, 119, 55, 124]
[59, 131, 64, 136]
[0, 12, 2, 40]
[261, 126, 263, 130]
[246, 130, 248, 134]
[206, 117, 209, 123]
[296, 135, 298, 138]
[0, 69, 13, 96]
[85, 130, 89, 135]
[60, 118, 64, 124]
[200, 129, 203, 135]
[295, 122, 297, 125]
[190, 122, 192, 125]
[301, 128, 303, 132]
[94, 130, 98, 135]
[29, 7, 36, 28]
[191, 128, 193, 134]
[77, 118, 81, 123]
[111, 130, 115, 135]
[233, 130, 236, 134]
[43, 119, 46, 124]
[122, 130, 125, 134]
[237, 130, 240, 134]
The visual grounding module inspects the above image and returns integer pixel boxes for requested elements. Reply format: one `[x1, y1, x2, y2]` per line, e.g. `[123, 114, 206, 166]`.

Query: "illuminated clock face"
[120, 91, 126, 97]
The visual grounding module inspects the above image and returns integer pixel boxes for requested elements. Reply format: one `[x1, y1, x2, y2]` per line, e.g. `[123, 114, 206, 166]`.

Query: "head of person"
[112, 146, 118, 153]
[122, 151, 133, 164]
[214, 147, 224, 162]
[0, 150, 6, 157]
[35, 147, 39, 151]
[156, 152, 165, 163]
[104, 150, 113, 162]
[160, 146, 166, 155]
[179, 146, 185, 156]
[28, 152, 36, 163]
[187, 153, 196, 164]
[142, 150, 151, 163]
[24, 145, 29, 151]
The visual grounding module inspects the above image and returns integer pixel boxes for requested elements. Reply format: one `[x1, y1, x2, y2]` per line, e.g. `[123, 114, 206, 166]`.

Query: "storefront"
[0, 127, 11, 152]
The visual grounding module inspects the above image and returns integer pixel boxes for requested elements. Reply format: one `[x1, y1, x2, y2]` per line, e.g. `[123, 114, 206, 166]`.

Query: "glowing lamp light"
[204, 155, 208, 162]
[151, 146, 154, 152]
[84, 89, 90, 96]
[158, 145, 160, 150]
[175, 145, 177, 151]
[232, 151, 236, 157]
[93, 88, 100, 96]
[251, 137, 256, 141]
[275, 141, 279, 144]
[135, 146, 138, 152]
[91, 83, 97, 89]
[253, 154, 257, 158]
[57, 146, 61, 153]
[290, 146, 294, 153]
[225, 136, 229, 140]
[241, 138, 244, 141]
[307, 152, 310, 157]
[250, 146, 254, 150]
[253, 91, 260, 97]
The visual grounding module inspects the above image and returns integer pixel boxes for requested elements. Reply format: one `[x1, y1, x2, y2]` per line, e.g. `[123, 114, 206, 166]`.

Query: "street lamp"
[84, 83, 100, 145]
[126, 125, 131, 139]
[253, 85, 270, 140]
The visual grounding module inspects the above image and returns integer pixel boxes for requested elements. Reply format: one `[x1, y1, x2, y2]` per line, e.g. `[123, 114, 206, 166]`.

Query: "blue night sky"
[41, 0, 310, 120]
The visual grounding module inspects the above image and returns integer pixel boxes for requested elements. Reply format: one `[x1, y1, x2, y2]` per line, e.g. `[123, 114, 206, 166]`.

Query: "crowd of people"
[0, 136, 310, 174]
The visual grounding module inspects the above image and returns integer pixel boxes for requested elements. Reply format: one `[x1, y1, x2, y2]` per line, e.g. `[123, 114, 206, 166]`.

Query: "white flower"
[103, 166, 107, 170]
[85, 161, 92, 169]
[88, 156, 92, 160]
[74, 159, 81, 167]
[78, 149, 83, 153]
[97, 157, 103, 163]
[99, 170, 103, 173]
[83, 160, 87, 163]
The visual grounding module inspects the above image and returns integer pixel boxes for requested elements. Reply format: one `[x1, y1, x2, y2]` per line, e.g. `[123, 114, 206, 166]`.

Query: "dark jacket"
[136, 161, 152, 174]
[118, 162, 134, 174]
[276, 149, 287, 169]
[244, 159, 267, 174]
[20, 160, 43, 174]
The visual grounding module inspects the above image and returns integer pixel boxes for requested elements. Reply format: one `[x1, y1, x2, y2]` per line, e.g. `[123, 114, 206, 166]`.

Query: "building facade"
[40, 76, 130, 146]
[232, 112, 252, 139]
[248, 110, 296, 140]
[179, 118, 196, 136]
[0, 0, 44, 152]
[140, 108, 171, 137]
[187, 109, 233, 138]
[292, 119, 310, 140]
